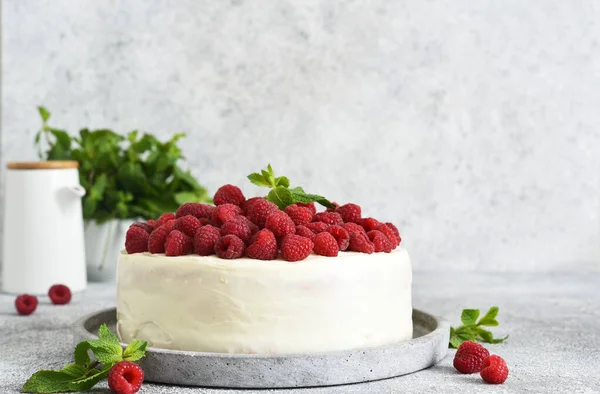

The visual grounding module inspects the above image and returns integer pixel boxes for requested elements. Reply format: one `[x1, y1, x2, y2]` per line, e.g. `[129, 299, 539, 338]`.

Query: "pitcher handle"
[66, 185, 86, 197]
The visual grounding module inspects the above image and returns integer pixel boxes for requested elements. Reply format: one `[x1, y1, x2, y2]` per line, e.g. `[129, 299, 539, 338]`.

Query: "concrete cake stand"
[73, 308, 449, 388]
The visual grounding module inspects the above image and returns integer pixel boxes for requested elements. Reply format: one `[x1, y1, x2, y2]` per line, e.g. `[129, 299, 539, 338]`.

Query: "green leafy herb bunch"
[34, 107, 209, 223]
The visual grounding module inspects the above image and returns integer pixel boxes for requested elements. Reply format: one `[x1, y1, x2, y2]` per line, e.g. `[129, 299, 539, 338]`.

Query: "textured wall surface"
[3, 0, 600, 271]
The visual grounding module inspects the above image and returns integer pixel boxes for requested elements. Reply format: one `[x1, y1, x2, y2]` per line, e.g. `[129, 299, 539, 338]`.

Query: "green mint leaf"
[261, 169, 276, 187]
[490, 335, 509, 344]
[477, 306, 500, 326]
[275, 176, 290, 188]
[38, 106, 50, 122]
[289, 190, 335, 209]
[87, 341, 123, 365]
[449, 327, 462, 349]
[123, 340, 148, 362]
[267, 186, 294, 210]
[476, 327, 494, 343]
[460, 309, 480, 326]
[21, 364, 107, 393]
[247, 173, 271, 188]
[97, 323, 120, 345]
[267, 163, 275, 176]
[73, 342, 91, 366]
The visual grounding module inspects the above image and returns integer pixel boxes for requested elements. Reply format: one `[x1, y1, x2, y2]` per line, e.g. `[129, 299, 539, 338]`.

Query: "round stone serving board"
[73, 308, 449, 388]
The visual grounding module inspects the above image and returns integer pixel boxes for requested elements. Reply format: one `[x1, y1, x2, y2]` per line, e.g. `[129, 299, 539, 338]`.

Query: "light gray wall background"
[2, 0, 599, 272]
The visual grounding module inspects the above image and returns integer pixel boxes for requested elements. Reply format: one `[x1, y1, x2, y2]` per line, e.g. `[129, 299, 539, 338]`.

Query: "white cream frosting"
[117, 249, 412, 354]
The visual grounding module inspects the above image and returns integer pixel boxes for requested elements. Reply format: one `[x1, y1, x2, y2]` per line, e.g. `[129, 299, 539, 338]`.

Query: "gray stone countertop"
[1, 271, 599, 393]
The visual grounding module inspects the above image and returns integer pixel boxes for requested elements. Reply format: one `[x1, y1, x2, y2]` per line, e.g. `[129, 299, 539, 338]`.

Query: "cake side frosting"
[117, 249, 412, 354]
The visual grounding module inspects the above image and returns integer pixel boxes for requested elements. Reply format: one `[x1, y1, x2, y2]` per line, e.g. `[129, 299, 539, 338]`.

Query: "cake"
[116, 166, 412, 354]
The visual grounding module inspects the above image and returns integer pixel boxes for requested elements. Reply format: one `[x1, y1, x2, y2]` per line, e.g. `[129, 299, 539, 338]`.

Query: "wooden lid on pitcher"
[7, 161, 79, 170]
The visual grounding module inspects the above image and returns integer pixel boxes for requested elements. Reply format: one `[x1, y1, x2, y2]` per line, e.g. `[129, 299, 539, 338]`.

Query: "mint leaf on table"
[449, 306, 509, 348]
[22, 324, 148, 393]
[248, 164, 335, 209]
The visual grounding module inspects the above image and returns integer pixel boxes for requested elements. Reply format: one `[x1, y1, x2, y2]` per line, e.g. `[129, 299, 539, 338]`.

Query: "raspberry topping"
[296, 202, 317, 215]
[147, 219, 156, 227]
[326, 202, 340, 212]
[193, 225, 221, 256]
[480, 355, 509, 384]
[176, 202, 214, 219]
[453, 340, 490, 374]
[265, 211, 296, 238]
[215, 235, 246, 259]
[295, 225, 316, 242]
[360, 217, 381, 232]
[280, 234, 314, 262]
[284, 204, 314, 226]
[241, 197, 263, 215]
[165, 230, 193, 256]
[130, 222, 154, 234]
[246, 199, 279, 228]
[343, 222, 367, 237]
[148, 225, 171, 254]
[156, 212, 176, 227]
[48, 284, 72, 305]
[245, 229, 278, 260]
[212, 203, 243, 226]
[313, 232, 339, 257]
[173, 215, 202, 237]
[108, 361, 144, 394]
[348, 232, 375, 254]
[15, 294, 38, 315]
[305, 221, 329, 234]
[214, 184, 246, 206]
[221, 215, 254, 243]
[336, 203, 361, 223]
[313, 212, 344, 226]
[325, 225, 350, 251]
[125, 226, 149, 254]
[367, 230, 393, 253]
[376, 223, 401, 248]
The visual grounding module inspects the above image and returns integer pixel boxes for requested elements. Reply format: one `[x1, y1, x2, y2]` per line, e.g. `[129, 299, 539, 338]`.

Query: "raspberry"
[313, 212, 343, 226]
[131, 222, 154, 234]
[125, 226, 149, 254]
[48, 284, 72, 305]
[382, 222, 402, 247]
[247, 199, 279, 228]
[295, 225, 316, 242]
[156, 212, 176, 227]
[148, 225, 171, 254]
[215, 235, 245, 259]
[453, 341, 490, 374]
[165, 230, 193, 256]
[480, 355, 509, 384]
[193, 225, 221, 256]
[108, 361, 144, 394]
[245, 229, 278, 260]
[242, 197, 263, 215]
[326, 225, 350, 251]
[348, 232, 375, 254]
[221, 215, 254, 243]
[343, 222, 367, 236]
[305, 221, 328, 234]
[336, 203, 361, 223]
[212, 203, 243, 226]
[15, 294, 38, 315]
[313, 232, 338, 257]
[280, 234, 314, 262]
[173, 215, 202, 237]
[326, 202, 340, 212]
[367, 230, 393, 253]
[296, 202, 316, 215]
[176, 202, 214, 219]
[147, 219, 156, 227]
[360, 217, 381, 232]
[265, 211, 296, 238]
[214, 184, 246, 206]
[284, 204, 313, 226]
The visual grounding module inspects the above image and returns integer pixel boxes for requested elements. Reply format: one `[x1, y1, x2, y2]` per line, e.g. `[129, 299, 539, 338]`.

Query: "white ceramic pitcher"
[1, 161, 87, 294]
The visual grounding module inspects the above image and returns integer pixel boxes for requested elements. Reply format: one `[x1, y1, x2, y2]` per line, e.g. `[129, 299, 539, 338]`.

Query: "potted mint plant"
[34, 107, 209, 281]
